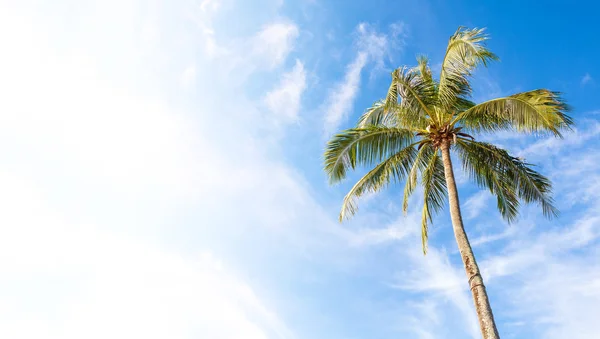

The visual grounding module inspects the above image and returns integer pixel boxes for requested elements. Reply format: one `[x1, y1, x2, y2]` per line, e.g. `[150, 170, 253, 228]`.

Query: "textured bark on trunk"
[440, 140, 500, 339]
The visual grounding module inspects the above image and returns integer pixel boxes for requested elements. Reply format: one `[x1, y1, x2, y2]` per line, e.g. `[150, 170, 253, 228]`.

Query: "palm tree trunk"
[440, 140, 500, 339]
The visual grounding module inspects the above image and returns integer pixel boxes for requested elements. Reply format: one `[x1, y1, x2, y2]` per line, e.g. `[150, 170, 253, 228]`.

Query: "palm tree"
[323, 27, 573, 339]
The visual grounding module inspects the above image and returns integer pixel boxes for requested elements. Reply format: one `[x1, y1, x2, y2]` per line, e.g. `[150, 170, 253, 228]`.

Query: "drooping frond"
[385, 66, 437, 119]
[340, 146, 418, 221]
[357, 100, 429, 130]
[420, 146, 447, 253]
[324, 126, 415, 184]
[455, 140, 520, 221]
[438, 27, 498, 112]
[456, 140, 558, 220]
[454, 89, 573, 136]
[402, 141, 433, 213]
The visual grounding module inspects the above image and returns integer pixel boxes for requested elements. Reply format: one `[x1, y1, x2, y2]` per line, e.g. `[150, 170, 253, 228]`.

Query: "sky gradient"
[1, 0, 599, 338]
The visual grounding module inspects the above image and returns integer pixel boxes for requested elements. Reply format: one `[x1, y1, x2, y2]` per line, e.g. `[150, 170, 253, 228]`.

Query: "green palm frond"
[456, 140, 558, 219]
[402, 141, 432, 213]
[385, 66, 437, 119]
[438, 27, 498, 112]
[454, 96, 476, 113]
[420, 147, 447, 253]
[340, 146, 418, 221]
[324, 126, 415, 184]
[454, 89, 572, 136]
[455, 140, 520, 221]
[357, 100, 397, 127]
[411, 55, 435, 86]
[358, 100, 429, 130]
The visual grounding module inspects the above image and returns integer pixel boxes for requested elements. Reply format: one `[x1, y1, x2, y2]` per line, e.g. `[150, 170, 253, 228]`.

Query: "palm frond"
[402, 141, 432, 213]
[385, 66, 437, 119]
[438, 27, 498, 112]
[340, 146, 418, 221]
[420, 147, 447, 253]
[411, 55, 435, 86]
[456, 140, 558, 220]
[324, 126, 415, 184]
[454, 89, 573, 136]
[357, 100, 396, 127]
[357, 100, 430, 130]
[454, 96, 476, 113]
[455, 140, 519, 221]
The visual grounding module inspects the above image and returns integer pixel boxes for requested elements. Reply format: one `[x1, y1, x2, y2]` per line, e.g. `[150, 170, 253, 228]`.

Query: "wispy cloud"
[469, 116, 600, 338]
[518, 120, 600, 158]
[0, 2, 311, 339]
[470, 226, 516, 247]
[253, 22, 300, 69]
[581, 73, 593, 86]
[323, 52, 368, 134]
[264, 59, 307, 122]
[393, 245, 480, 339]
[464, 190, 492, 220]
[181, 64, 197, 89]
[323, 22, 407, 135]
[192, 0, 227, 59]
[346, 211, 418, 247]
[200, 0, 221, 12]
[479, 212, 600, 338]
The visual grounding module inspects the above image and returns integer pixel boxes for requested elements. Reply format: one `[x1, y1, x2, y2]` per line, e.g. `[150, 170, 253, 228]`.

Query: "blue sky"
[0, 0, 599, 338]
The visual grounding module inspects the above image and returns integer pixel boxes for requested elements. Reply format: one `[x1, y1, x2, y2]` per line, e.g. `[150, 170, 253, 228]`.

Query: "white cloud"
[0, 2, 313, 339]
[346, 212, 417, 247]
[464, 190, 491, 220]
[323, 52, 368, 133]
[357, 21, 407, 73]
[253, 22, 299, 69]
[479, 213, 600, 338]
[192, 17, 299, 80]
[393, 245, 480, 339]
[581, 73, 593, 86]
[473, 126, 600, 338]
[189, 0, 227, 59]
[351, 206, 481, 339]
[0, 169, 292, 339]
[519, 120, 600, 158]
[348, 223, 412, 246]
[264, 59, 307, 122]
[181, 64, 197, 89]
[323, 22, 407, 135]
[470, 227, 516, 247]
[200, 0, 221, 12]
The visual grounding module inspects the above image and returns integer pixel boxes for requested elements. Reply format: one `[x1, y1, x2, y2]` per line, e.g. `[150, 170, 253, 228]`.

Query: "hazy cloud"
[323, 22, 407, 135]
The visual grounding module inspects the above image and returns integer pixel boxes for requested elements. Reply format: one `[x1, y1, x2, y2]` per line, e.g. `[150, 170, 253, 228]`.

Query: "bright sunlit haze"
[0, 1, 599, 339]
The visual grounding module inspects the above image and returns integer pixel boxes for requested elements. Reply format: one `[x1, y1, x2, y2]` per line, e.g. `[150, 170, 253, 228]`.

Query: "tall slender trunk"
[440, 140, 500, 339]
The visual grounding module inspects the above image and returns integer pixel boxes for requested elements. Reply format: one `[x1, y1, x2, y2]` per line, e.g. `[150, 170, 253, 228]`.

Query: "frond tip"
[324, 126, 415, 184]
[339, 146, 418, 221]
[438, 27, 499, 111]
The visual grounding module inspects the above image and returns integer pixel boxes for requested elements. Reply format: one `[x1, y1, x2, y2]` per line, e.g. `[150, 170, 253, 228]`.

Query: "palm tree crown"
[324, 27, 573, 253]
